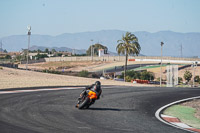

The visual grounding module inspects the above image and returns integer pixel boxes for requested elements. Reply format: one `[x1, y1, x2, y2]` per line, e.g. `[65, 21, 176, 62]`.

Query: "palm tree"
[116, 32, 141, 81]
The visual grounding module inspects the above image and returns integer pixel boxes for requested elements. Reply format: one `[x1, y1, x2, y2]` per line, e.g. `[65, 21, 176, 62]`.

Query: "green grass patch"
[133, 65, 167, 71]
[164, 105, 200, 129]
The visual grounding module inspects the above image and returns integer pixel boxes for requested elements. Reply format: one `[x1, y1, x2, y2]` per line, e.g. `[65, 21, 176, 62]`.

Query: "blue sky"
[0, 0, 200, 38]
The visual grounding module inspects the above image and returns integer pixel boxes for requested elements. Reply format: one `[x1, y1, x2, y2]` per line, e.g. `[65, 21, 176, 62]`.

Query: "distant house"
[57, 52, 72, 57]
[8, 52, 21, 59]
[98, 49, 109, 57]
[0, 53, 7, 58]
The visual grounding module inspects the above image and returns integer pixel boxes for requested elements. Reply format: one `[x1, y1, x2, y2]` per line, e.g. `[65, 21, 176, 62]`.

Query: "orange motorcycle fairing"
[87, 90, 97, 99]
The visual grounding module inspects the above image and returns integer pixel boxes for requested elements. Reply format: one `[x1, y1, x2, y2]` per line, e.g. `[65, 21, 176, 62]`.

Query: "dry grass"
[182, 99, 200, 120]
[0, 67, 154, 89]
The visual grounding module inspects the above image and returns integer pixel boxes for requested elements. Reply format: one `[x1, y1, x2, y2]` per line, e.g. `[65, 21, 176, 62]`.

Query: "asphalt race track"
[0, 86, 200, 133]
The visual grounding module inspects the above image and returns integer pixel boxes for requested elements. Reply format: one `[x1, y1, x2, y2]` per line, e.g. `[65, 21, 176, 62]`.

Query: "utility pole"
[0, 40, 2, 53]
[160, 42, 164, 87]
[26, 26, 31, 70]
[180, 44, 183, 58]
[91, 39, 93, 61]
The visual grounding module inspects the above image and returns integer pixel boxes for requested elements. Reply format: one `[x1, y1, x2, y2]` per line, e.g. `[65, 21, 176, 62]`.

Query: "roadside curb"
[161, 114, 200, 133]
[155, 96, 200, 133]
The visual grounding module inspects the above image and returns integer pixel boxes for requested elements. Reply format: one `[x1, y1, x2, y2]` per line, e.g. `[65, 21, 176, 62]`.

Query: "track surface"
[0, 86, 200, 133]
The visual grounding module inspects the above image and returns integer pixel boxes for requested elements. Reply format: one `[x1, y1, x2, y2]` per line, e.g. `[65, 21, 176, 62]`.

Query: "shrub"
[42, 69, 61, 74]
[79, 70, 89, 77]
[0, 66, 3, 70]
[184, 70, 192, 83]
[194, 76, 200, 83]
[118, 70, 155, 81]
[140, 71, 154, 80]
[178, 77, 183, 84]
[125, 76, 132, 82]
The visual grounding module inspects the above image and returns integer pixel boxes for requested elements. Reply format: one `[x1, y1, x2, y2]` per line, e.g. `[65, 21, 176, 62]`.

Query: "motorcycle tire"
[78, 97, 90, 109]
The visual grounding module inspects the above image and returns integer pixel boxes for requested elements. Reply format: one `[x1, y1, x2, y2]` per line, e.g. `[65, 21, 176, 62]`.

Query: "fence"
[44, 56, 200, 62]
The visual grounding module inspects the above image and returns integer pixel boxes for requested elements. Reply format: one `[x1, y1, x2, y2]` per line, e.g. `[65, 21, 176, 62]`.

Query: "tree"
[35, 53, 48, 59]
[45, 48, 49, 53]
[51, 49, 57, 54]
[3, 49, 7, 53]
[184, 70, 192, 83]
[140, 71, 154, 80]
[5, 55, 11, 59]
[116, 32, 141, 81]
[37, 49, 42, 53]
[86, 43, 108, 56]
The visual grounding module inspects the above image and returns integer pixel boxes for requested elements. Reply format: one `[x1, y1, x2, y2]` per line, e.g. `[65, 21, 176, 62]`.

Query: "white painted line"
[171, 122, 192, 128]
[78, 127, 91, 129]
[155, 96, 200, 133]
[0, 86, 116, 95]
[0, 87, 84, 95]
[161, 114, 176, 118]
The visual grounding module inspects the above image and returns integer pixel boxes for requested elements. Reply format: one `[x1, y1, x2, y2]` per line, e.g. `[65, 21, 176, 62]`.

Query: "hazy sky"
[0, 0, 200, 38]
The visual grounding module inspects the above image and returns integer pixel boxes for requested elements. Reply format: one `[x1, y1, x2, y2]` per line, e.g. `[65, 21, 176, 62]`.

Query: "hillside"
[0, 30, 200, 57]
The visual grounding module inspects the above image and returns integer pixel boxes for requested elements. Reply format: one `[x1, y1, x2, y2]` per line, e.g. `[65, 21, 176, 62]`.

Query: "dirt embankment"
[0, 67, 153, 89]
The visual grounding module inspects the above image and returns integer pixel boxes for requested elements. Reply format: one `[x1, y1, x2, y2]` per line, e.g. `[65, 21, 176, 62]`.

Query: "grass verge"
[164, 105, 200, 129]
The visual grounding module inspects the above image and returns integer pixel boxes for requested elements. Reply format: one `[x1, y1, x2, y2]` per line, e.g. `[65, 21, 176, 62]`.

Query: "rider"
[85, 81, 102, 99]
[76, 81, 102, 107]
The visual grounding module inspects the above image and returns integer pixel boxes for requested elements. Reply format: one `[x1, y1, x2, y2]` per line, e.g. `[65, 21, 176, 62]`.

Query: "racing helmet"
[95, 81, 101, 86]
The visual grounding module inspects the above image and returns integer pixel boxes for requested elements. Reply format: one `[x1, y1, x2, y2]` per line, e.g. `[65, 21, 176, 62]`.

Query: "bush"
[194, 76, 200, 83]
[34, 54, 48, 59]
[5, 55, 12, 59]
[0, 66, 3, 70]
[184, 70, 192, 83]
[140, 71, 154, 80]
[178, 77, 183, 84]
[91, 73, 100, 78]
[125, 76, 132, 82]
[42, 69, 61, 74]
[118, 70, 155, 82]
[79, 70, 89, 77]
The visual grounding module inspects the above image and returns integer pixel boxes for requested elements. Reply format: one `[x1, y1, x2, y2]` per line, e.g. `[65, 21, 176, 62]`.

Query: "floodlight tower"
[160, 42, 164, 87]
[192, 61, 198, 87]
[26, 26, 31, 70]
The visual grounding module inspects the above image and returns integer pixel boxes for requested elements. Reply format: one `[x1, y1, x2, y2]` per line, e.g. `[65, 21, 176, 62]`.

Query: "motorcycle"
[76, 89, 98, 109]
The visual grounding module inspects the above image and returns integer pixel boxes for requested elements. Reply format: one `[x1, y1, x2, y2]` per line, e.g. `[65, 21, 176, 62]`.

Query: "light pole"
[26, 26, 31, 70]
[192, 61, 198, 87]
[160, 42, 164, 87]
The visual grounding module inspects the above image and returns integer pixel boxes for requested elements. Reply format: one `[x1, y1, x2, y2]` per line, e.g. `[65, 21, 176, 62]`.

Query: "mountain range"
[0, 30, 200, 57]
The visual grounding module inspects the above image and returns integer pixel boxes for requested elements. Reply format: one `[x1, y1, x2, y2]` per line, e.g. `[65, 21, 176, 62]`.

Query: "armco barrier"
[128, 59, 135, 61]
[131, 79, 149, 84]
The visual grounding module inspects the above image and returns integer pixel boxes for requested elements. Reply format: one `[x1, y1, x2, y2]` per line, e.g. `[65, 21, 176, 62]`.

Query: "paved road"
[96, 63, 161, 74]
[0, 86, 200, 133]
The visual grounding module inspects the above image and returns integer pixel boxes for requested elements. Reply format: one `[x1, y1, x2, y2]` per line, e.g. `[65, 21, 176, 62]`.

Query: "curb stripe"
[155, 96, 200, 133]
[162, 117, 180, 123]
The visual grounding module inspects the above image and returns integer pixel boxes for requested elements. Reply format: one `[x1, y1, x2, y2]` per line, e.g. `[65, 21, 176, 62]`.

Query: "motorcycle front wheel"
[78, 97, 90, 109]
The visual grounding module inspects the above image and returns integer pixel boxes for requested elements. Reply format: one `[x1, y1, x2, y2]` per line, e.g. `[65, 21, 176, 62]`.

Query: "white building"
[99, 49, 104, 57]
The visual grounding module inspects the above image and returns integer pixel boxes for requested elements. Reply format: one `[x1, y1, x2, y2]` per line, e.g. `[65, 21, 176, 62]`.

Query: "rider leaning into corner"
[75, 81, 102, 108]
